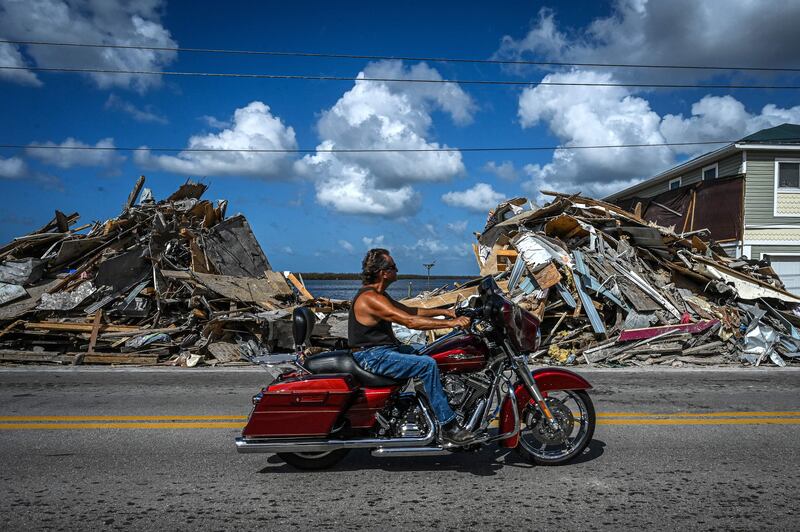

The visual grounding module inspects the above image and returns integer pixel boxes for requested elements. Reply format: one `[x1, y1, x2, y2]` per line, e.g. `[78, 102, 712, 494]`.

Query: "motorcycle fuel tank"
[419, 330, 489, 373]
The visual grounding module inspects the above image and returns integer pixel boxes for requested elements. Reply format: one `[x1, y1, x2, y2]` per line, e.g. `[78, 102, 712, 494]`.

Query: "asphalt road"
[1, 367, 799, 531]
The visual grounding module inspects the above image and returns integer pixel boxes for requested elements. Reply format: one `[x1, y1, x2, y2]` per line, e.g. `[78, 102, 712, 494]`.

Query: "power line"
[1, 65, 799, 90]
[4, 139, 781, 154]
[2, 38, 800, 74]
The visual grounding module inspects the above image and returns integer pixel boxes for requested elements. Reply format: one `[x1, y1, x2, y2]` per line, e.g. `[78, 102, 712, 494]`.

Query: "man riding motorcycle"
[349, 248, 473, 443]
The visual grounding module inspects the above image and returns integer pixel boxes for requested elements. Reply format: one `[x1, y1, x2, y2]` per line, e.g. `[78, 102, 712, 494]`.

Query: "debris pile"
[403, 192, 800, 367]
[0, 177, 346, 366]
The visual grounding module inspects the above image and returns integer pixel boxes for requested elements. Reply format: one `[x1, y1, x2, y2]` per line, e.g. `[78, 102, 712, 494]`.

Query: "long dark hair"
[361, 248, 391, 284]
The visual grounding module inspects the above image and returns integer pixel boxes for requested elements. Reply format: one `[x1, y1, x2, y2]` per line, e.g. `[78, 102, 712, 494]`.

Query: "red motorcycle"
[235, 276, 595, 469]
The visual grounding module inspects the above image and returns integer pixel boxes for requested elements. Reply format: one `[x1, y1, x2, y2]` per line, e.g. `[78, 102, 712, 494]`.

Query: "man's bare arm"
[389, 297, 456, 319]
[362, 293, 468, 330]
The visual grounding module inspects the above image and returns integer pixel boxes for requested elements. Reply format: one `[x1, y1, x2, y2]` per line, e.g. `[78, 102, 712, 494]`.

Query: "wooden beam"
[24, 322, 142, 333]
[285, 272, 313, 301]
[87, 311, 103, 355]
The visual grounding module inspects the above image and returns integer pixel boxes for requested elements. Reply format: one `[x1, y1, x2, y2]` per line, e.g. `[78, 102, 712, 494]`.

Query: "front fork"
[507, 343, 561, 432]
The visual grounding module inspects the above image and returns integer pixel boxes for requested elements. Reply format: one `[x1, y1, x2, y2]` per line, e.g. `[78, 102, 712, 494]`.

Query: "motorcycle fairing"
[498, 368, 592, 448]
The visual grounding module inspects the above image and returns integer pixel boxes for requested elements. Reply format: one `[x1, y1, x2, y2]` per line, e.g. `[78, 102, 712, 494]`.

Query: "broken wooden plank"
[24, 322, 142, 333]
[73, 352, 159, 365]
[124, 175, 146, 211]
[0, 350, 77, 364]
[285, 272, 313, 301]
[87, 311, 103, 355]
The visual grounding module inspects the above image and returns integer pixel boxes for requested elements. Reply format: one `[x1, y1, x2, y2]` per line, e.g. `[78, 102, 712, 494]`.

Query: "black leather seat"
[305, 350, 401, 387]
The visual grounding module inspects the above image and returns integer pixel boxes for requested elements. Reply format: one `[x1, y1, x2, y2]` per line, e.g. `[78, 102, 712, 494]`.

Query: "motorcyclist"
[348, 248, 473, 444]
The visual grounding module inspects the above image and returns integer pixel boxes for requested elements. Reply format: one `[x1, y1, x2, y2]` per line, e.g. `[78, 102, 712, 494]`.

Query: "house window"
[669, 177, 681, 190]
[778, 161, 800, 189]
[702, 163, 718, 181]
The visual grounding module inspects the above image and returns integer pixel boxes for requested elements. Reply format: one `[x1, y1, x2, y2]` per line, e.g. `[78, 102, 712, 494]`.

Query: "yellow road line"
[0, 415, 247, 422]
[0, 422, 244, 430]
[598, 411, 800, 418]
[599, 418, 800, 426]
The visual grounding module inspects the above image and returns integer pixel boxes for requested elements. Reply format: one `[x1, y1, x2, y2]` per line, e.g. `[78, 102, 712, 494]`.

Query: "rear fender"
[498, 368, 592, 448]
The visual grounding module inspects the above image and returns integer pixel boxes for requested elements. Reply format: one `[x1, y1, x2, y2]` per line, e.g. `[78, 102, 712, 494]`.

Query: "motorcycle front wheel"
[515, 389, 595, 466]
[277, 449, 350, 470]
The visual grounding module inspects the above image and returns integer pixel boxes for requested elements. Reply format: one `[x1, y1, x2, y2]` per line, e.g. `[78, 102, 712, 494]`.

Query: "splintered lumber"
[24, 322, 142, 333]
[0, 349, 77, 364]
[285, 272, 313, 301]
[72, 352, 159, 365]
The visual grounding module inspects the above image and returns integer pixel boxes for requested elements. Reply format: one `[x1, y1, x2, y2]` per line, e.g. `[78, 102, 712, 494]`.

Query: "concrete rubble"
[402, 192, 800, 367]
[0, 176, 346, 366]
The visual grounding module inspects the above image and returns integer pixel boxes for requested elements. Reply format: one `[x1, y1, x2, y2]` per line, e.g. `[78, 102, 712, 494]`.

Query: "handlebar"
[455, 306, 483, 319]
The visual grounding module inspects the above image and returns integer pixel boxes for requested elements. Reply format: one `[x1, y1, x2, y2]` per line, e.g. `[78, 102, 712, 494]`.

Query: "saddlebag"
[242, 374, 356, 438]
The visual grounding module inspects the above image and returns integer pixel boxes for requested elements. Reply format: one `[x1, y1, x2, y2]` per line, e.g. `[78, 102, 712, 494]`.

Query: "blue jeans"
[352, 344, 456, 426]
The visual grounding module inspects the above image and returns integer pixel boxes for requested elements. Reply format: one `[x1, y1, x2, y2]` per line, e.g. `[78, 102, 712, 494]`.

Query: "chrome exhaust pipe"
[235, 400, 437, 454]
[371, 446, 451, 458]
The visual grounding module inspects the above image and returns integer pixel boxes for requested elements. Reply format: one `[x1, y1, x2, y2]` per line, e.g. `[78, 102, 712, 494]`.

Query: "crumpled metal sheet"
[125, 332, 171, 349]
[0, 282, 28, 305]
[741, 323, 782, 366]
[0, 258, 44, 285]
[37, 281, 96, 311]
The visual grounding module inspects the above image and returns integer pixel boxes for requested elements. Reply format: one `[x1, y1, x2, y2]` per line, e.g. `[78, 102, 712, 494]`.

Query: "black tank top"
[348, 287, 399, 349]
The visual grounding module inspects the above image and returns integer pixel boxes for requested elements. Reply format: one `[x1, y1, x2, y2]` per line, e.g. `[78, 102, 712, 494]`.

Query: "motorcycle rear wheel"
[515, 390, 595, 466]
[277, 449, 350, 470]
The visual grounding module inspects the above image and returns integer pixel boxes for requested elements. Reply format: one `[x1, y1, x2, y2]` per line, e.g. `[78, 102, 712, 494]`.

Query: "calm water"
[304, 278, 472, 301]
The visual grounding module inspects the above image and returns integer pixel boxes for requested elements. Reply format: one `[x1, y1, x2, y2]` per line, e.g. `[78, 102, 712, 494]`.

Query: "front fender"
[498, 368, 592, 448]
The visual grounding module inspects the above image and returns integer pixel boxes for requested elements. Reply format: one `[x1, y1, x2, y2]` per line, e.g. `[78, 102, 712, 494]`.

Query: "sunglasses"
[383, 264, 398, 272]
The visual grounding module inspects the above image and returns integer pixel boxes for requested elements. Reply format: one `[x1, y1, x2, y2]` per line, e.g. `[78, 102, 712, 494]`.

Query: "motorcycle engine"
[442, 373, 492, 417]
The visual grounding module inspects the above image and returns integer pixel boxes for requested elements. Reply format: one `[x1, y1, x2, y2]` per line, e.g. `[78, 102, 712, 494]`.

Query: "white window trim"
[773, 158, 800, 217]
[701, 163, 718, 181]
[668, 177, 681, 190]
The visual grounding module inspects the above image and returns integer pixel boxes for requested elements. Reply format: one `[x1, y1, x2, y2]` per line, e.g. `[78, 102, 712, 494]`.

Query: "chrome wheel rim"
[293, 451, 334, 459]
[518, 390, 591, 461]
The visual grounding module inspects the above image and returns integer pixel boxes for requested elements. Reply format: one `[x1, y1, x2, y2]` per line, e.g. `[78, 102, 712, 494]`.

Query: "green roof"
[739, 123, 800, 144]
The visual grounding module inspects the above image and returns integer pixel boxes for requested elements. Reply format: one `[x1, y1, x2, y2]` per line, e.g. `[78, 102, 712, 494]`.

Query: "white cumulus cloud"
[496, 1, 800, 83]
[0, 0, 177, 91]
[442, 183, 506, 212]
[338, 240, 355, 253]
[0, 155, 28, 179]
[518, 71, 800, 198]
[483, 161, 519, 181]
[298, 61, 474, 217]
[134, 101, 297, 178]
[362, 235, 386, 249]
[0, 42, 41, 86]
[26, 137, 125, 169]
[446, 220, 468, 233]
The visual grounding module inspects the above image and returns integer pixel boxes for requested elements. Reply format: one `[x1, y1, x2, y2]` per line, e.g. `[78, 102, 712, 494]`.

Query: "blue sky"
[2, 0, 800, 274]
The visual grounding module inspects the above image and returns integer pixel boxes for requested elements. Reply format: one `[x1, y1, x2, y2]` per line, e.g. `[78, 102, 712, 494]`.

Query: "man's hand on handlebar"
[451, 316, 471, 329]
